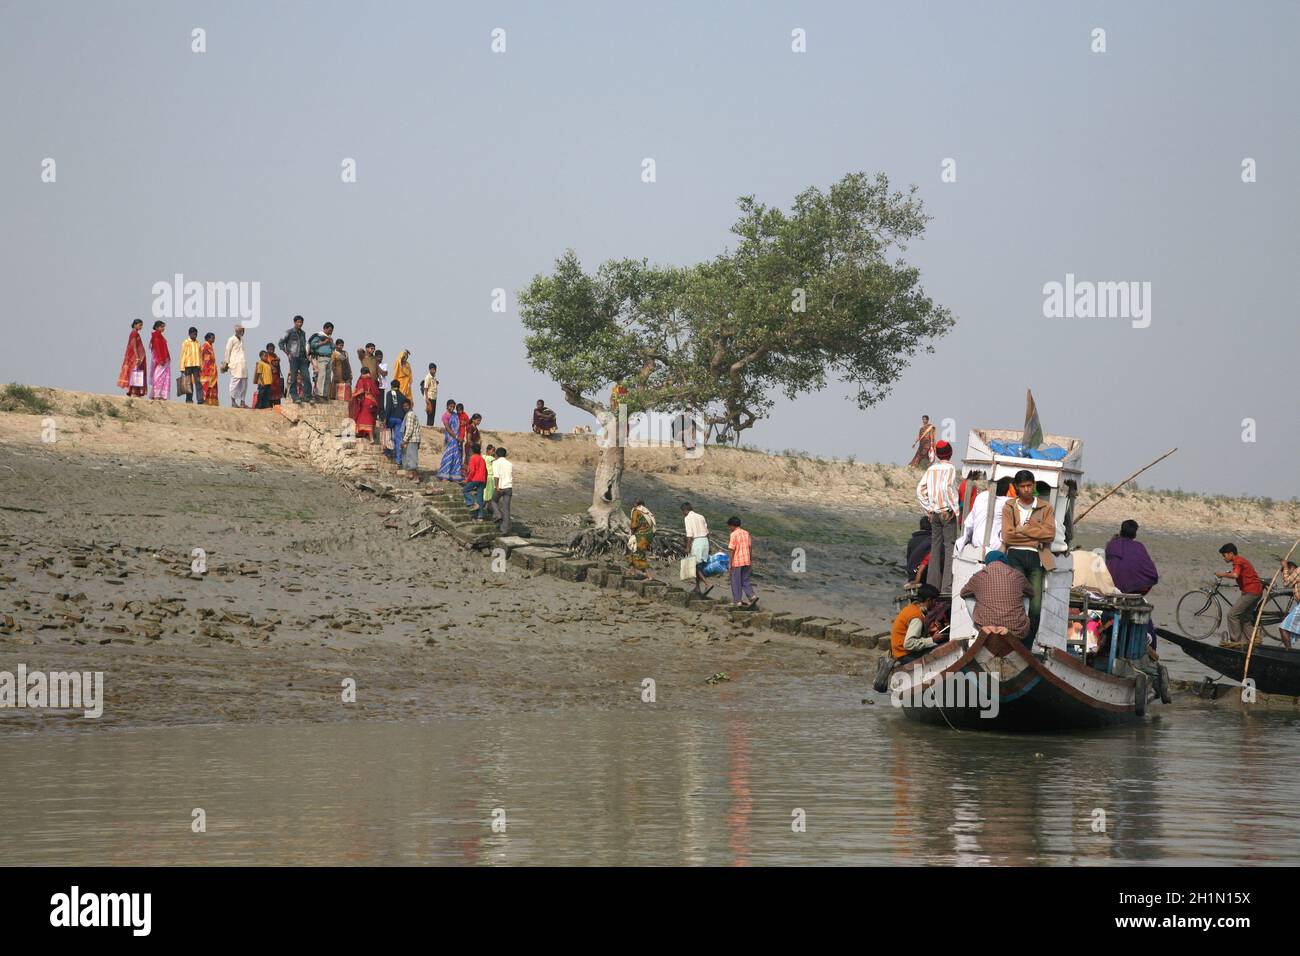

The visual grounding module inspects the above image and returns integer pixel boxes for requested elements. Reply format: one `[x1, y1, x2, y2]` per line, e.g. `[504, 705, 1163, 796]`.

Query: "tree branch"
[560, 383, 607, 420]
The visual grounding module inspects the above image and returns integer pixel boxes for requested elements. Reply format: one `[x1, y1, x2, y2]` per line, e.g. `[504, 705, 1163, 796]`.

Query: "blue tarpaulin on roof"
[988, 440, 1068, 461]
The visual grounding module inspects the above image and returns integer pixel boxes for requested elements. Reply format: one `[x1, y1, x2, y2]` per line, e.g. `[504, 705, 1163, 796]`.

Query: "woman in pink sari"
[149, 321, 171, 400]
[117, 319, 147, 397]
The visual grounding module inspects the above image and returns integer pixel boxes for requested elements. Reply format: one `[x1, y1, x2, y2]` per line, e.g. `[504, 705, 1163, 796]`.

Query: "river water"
[3, 675, 1297, 865]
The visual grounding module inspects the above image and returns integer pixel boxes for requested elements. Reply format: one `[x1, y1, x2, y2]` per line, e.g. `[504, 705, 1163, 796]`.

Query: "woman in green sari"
[627, 500, 656, 579]
[483, 443, 497, 510]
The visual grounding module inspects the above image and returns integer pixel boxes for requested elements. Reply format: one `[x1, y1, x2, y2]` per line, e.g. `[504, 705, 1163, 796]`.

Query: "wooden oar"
[1074, 448, 1178, 525]
[1242, 537, 1300, 683]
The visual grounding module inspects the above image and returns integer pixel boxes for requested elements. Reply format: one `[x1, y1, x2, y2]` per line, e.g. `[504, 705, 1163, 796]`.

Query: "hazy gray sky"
[2, 1, 1295, 498]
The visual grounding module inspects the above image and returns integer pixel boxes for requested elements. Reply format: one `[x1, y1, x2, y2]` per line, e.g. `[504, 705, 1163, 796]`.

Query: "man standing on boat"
[1216, 543, 1263, 646]
[1000, 469, 1056, 647]
[916, 440, 960, 594]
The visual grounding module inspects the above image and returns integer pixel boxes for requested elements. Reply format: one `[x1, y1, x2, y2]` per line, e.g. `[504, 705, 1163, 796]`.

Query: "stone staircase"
[274, 399, 895, 653]
[278, 399, 522, 548]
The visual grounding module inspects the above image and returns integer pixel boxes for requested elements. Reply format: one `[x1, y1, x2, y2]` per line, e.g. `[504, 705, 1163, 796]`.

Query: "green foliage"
[684, 172, 955, 435]
[518, 252, 687, 417]
[517, 173, 956, 439]
[0, 383, 54, 415]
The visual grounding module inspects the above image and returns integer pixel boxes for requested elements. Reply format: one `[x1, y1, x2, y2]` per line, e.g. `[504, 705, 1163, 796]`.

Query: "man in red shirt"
[462, 443, 488, 519]
[1217, 543, 1264, 644]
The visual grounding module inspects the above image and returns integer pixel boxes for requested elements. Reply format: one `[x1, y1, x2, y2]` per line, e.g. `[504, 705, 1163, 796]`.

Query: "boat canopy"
[960, 428, 1084, 488]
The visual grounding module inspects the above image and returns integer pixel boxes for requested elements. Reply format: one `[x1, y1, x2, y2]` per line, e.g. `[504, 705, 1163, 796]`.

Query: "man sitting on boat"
[1105, 519, 1160, 646]
[959, 550, 1031, 640]
[1105, 520, 1158, 594]
[1000, 469, 1057, 648]
[890, 584, 944, 662]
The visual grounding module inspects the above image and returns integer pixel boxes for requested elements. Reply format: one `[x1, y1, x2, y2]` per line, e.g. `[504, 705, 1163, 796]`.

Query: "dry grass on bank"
[2, 384, 1296, 538]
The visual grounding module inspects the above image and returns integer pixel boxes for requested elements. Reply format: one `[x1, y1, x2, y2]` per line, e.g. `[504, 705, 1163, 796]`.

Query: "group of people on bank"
[114, 316, 530, 532]
[117, 317, 381, 409]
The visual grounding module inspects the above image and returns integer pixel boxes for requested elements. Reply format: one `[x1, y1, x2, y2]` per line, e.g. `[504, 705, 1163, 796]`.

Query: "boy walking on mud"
[726, 516, 756, 607]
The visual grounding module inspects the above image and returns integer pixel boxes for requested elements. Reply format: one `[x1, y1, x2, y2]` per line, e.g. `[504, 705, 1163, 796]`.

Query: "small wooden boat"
[880, 419, 1171, 732]
[888, 630, 1151, 732]
[1156, 627, 1300, 697]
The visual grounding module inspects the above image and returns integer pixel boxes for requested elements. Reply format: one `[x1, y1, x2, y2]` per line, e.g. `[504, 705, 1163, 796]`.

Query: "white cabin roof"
[961, 428, 1084, 487]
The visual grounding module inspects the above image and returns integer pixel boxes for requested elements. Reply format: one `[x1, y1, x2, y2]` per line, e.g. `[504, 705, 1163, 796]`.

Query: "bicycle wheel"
[1176, 589, 1222, 640]
[1252, 596, 1286, 642]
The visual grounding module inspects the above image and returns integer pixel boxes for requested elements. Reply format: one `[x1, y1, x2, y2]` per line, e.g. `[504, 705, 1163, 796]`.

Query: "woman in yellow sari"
[394, 350, 414, 404]
[626, 500, 656, 579]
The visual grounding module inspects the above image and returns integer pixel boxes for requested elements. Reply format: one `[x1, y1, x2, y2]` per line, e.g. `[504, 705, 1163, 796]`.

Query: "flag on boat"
[1022, 389, 1043, 449]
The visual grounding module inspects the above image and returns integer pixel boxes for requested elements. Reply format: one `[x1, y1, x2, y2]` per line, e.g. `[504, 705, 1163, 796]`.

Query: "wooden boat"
[889, 629, 1150, 732]
[880, 422, 1169, 732]
[1156, 627, 1300, 697]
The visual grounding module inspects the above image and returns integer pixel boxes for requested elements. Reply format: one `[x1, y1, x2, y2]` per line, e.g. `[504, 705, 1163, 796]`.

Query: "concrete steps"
[293, 402, 892, 656]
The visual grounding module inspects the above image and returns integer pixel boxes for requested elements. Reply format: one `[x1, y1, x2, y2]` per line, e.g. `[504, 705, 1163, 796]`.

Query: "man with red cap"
[916, 439, 960, 593]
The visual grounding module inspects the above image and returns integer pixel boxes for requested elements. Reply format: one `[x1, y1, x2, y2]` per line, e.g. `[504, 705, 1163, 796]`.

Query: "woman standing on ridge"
[908, 414, 936, 467]
[149, 320, 171, 401]
[199, 332, 220, 405]
[117, 319, 147, 397]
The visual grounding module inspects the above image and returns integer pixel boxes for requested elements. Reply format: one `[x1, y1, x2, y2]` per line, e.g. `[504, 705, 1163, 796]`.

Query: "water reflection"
[1, 691, 1298, 865]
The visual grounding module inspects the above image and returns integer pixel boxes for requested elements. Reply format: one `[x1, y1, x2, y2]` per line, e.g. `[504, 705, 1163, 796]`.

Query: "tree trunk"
[590, 440, 628, 531]
[561, 383, 629, 532]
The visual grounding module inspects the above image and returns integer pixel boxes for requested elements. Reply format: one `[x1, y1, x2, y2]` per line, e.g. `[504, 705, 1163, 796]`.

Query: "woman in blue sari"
[436, 398, 464, 481]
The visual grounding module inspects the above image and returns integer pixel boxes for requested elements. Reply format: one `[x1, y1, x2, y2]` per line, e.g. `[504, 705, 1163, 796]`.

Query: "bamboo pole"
[1074, 448, 1178, 525]
[1242, 537, 1300, 683]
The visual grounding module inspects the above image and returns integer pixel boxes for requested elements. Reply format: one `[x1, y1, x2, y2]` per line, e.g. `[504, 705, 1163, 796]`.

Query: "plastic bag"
[700, 552, 730, 577]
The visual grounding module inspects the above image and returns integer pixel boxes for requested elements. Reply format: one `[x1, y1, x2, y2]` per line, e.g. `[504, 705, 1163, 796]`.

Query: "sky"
[1, 0, 1296, 498]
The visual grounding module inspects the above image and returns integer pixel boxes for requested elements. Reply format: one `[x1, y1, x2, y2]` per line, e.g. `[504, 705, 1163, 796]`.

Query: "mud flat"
[1, 386, 1295, 732]
[0, 390, 864, 733]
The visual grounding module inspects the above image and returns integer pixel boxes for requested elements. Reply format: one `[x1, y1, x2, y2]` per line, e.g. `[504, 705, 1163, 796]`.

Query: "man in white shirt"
[222, 324, 248, 408]
[957, 476, 1014, 556]
[681, 502, 711, 594]
[915, 440, 959, 593]
[492, 446, 513, 533]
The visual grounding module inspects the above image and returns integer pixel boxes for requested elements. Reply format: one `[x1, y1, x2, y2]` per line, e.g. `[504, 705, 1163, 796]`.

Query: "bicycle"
[1174, 579, 1293, 642]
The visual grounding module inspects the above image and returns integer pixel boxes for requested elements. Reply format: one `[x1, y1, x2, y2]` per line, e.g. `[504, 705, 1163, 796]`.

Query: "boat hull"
[890, 632, 1146, 732]
[1156, 627, 1300, 697]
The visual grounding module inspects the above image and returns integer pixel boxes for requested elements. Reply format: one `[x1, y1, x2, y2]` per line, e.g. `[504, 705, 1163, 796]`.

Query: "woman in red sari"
[149, 321, 171, 400]
[117, 319, 148, 397]
[348, 367, 381, 438]
[199, 332, 220, 405]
